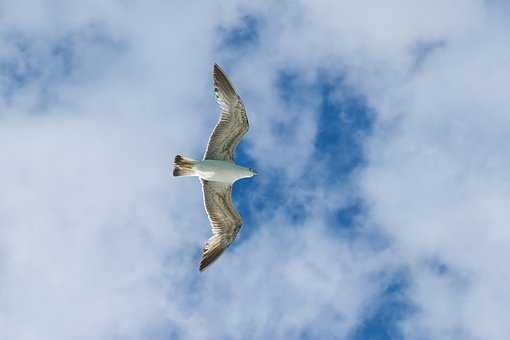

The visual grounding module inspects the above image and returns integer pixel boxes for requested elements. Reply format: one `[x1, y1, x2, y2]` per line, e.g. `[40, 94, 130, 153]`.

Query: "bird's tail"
[173, 155, 197, 177]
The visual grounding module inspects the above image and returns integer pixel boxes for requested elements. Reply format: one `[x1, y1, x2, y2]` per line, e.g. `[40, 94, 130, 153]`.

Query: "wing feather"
[199, 180, 242, 271]
[203, 64, 249, 161]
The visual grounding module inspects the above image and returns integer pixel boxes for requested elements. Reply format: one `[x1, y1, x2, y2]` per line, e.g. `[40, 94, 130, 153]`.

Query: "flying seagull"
[173, 64, 256, 271]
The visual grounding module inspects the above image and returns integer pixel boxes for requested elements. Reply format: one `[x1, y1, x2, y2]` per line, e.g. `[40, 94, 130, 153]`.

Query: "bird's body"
[194, 160, 253, 183]
[172, 64, 256, 271]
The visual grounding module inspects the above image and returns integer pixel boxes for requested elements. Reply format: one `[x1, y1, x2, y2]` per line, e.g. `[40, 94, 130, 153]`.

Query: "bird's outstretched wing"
[203, 64, 249, 161]
[199, 180, 242, 271]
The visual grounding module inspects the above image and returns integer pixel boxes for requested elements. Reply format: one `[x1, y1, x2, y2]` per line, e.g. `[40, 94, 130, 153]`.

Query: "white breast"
[195, 160, 248, 184]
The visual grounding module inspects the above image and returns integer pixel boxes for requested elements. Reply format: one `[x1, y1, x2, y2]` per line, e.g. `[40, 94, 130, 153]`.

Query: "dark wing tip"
[198, 239, 226, 272]
[213, 63, 222, 72]
[213, 64, 236, 95]
[213, 64, 223, 82]
[198, 251, 222, 272]
[199, 260, 209, 272]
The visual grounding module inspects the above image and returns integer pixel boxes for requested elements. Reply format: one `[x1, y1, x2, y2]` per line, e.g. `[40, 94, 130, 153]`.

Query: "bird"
[173, 64, 256, 271]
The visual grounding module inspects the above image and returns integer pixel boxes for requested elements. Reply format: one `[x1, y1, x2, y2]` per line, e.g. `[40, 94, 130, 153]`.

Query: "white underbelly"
[202, 171, 238, 183]
[195, 160, 245, 184]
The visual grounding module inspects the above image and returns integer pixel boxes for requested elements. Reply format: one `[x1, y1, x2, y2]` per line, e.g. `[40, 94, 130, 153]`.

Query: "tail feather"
[173, 155, 196, 177]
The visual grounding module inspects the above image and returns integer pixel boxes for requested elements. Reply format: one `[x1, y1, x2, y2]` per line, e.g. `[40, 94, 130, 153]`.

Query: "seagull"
[173, 64, 256, 271]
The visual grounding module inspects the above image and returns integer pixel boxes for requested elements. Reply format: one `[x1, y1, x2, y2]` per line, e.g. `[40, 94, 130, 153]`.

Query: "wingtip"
[199, 257, 212, 272]
[198, 255, 213, 272]
[213, 64, 220, 84]
[198, 238, 227, 272]
[213, 63, 225, 76]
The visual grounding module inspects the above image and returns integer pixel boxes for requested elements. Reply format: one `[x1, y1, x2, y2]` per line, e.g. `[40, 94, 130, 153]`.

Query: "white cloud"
[220, 1, 510, 339]
[355, 4, 510, 340]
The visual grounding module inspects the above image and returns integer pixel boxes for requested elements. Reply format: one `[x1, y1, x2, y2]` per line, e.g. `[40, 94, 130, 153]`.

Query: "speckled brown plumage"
[199, 180, 242, 271]
[203, 64, 249, 161]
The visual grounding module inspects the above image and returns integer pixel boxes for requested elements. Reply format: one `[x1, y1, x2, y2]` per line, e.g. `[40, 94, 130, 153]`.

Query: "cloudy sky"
[1, 1, 509, 339]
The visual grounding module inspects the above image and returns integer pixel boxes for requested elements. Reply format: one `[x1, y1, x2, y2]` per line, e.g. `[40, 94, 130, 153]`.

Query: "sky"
[1, 1, 509, 339]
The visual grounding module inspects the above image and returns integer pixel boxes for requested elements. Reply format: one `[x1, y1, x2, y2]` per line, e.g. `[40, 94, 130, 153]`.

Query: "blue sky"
[1, 1, 510, 340]
[228, 20, 408, 339]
